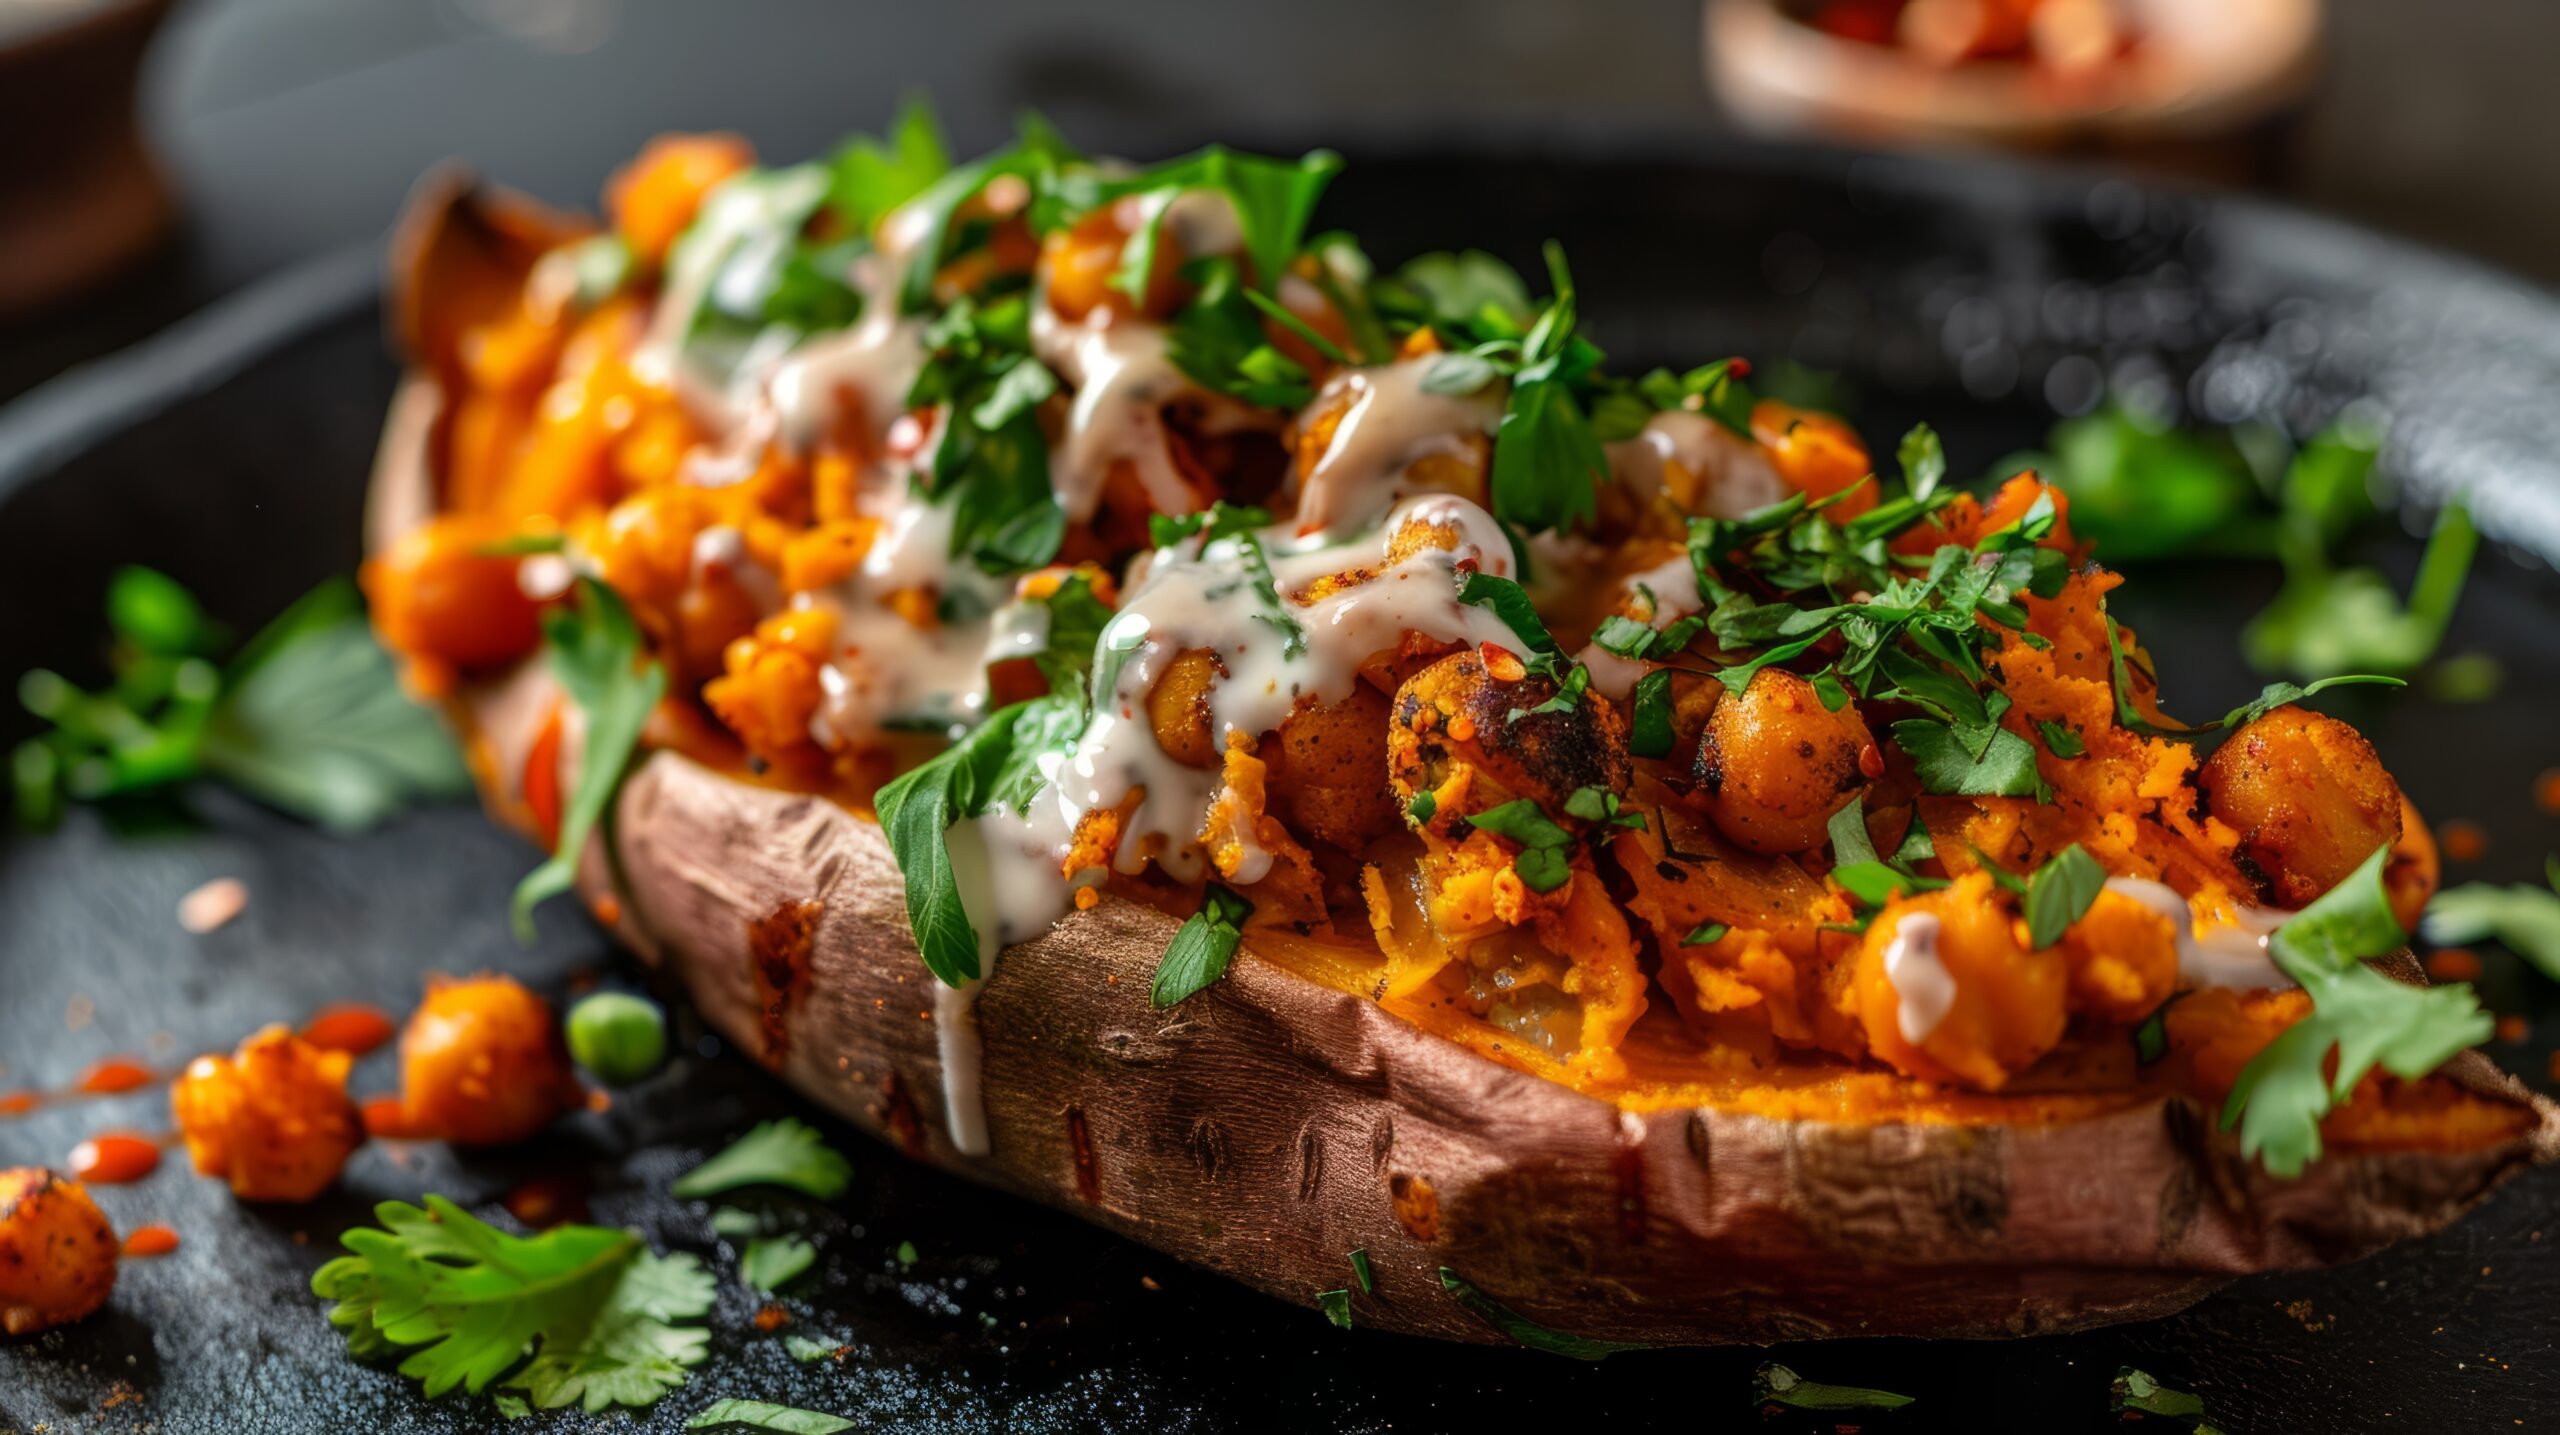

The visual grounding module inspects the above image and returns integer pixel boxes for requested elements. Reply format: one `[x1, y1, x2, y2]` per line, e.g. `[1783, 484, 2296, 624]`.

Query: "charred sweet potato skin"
[0, 1169, 117, 1337]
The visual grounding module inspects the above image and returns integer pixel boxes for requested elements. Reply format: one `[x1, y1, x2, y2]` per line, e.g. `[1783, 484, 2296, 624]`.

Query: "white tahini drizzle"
[1605, 408, 1789, 518]
[1881, 911, 1955, 1043]
[1034, 308, 1201, 521]
[1291, 357, 1501, 537]
[1576, 551, 1705, 701]
[2103, 877, 2299, 991]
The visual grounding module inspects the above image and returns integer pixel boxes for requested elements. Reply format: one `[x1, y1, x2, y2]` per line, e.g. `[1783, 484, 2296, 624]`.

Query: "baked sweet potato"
[364, 166, 2558, 1348]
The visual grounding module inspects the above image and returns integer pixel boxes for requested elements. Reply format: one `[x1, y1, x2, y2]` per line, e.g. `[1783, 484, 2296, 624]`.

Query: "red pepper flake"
[123, 1224, 181, 1258]
[2425, 948, 2484, 983]
[2496, 1014, 2530, 1044]
[1478, 643, 1527, 683]
[301, 1002, 397, 1057]
[69, 1131, 162, 1185]
[360, 1093, 423, 1139]
[752, 1303, 792, 1332]
[0, 1091, 37, 1118]
[2536, 768, 2560, 816]
[75, 1058, 156, 1095]
[2441, 820, 2489, 864]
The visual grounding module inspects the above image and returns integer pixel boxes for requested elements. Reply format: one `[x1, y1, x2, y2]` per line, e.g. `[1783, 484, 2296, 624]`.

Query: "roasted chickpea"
[2198, 707, 2403, 909]
[363, 512, 548, 672]
[398, 974, 580, 1147]
[1262, 683, 1400, 850]
[1387, 648, 1633, 823]
[606, 133, 754, 266]
[0, 1168, 117, 1336]
[1851, 873, 2068, 1090]
[1145, 648, 1223, 769]
[1039, 206, 1181, 322]
[170, 1026, 365, 1203]
[1693, 669, 1880, 856]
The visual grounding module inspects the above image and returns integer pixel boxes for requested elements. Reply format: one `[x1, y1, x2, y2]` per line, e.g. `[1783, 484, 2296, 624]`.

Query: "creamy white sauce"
[1291, 357, 1501, 537]
[633, 165, 838, 429]
[769, 308, 927, 453]
[1604, 409, 1788, 518]
[1881, 911, 1955, 1043]
[2103, 877, 2298, 991]
[1033, 309, 1201, 521]
[1576, 552, 1708, 701]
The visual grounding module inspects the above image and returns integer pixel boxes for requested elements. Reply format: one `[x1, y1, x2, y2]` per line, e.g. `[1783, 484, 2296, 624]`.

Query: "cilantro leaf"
[876, 698, 1041, 985]
[2215, 675, 2406, 729]
[1381, 250, 1534, 330]
[1165, 257, 1315, 409]
[2224, 846, 2491, 1176]
[512, 578, 667, 942]
[1454, 570, 1563, 658]
[1681, 921, 1730, 946]
[686, 1401, 856, 1433]
[1318, 1288, 1353, 1329]
[1826, 796, 1880, 865]
[1889, 718, 2045, 798]
[2037, 720, 2085, 758]
[1753, 1362, 1914, 1412]
[671, 1118, 853, 1200]
[1437, 1269, 1650, 1359]
[1152, 883, 1253, 1007]
[1832, 862, 1945, 907]
[2422, 865, 2560, 982]
[311, 1195, 714, 1412]
[1468, 797, 1576, 894]
[1488, 243, 1609, 534]
[1898, 422, 1946, 501]
[826, 97, 950, 229]
[2024, 844, 2107, 949]
[2245, 498, 2477, 679]
[2111, 1367, 2206, 1421]
[1348, 1247, 1375, 1294]
[782, 1334, 839, 1363]
[1627, 669, 1676, 759]
[738, 1236, 816, 1294]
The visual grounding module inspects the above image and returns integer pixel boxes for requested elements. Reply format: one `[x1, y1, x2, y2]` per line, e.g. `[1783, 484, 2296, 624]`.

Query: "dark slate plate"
[3, 139, 2557, 1435]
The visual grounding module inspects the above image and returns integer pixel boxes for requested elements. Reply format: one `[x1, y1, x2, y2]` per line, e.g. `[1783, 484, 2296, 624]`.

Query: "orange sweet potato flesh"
[369, 178, 2560, 1347]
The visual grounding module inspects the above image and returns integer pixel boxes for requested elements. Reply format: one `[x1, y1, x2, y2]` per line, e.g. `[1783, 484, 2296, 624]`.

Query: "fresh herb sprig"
[2422, 857, 2560, 983]
[312, 1196, 715, 1412]
[670, 1118, 853, 1201]
[13, 569, 466, 833]
[2223, 846, 2491, 1176]
[1753, 1362, 1915, 1412]
[512, 577, 667, 942]
[1151, 883, 1253, 1006]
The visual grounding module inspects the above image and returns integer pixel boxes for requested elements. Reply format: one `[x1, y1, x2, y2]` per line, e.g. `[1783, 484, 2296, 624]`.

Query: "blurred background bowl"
[0, 0, 174, 319]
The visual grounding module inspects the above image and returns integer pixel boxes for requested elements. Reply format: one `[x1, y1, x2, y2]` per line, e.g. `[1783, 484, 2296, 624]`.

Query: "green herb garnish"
[2422, 858, 2560, 982]
[1317, 1288, 1352, 1329]
[1436, 1269, 1650, 1359]
[670, 1118, 853, 1201]
[1680, 921, 1730, 947]
[1467, 798, 1576, 894]
[2223, 846, 2491, 1176]
[1151, 883, 1254, 1007]
[738, 1235, 816, 1294]
[512, 577, 667, 942]
[2024, 844, 2108, 949]
[1753, 1362, 1914, 1411]
[686, 1400, 856, 1434]
[1348, 1247, 1374, 1294]
[312, 1196, 714, 1412]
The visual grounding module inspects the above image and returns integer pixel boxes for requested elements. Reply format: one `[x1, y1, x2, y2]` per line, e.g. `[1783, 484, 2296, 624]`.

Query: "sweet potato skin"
[369, 188, 2560, 1345]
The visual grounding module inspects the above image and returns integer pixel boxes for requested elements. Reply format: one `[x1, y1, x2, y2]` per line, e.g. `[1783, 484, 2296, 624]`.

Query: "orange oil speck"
[123, 1225, 180, 1258]
[76, 1058, 156, 1095]
[301, 1003, 397, 1057]
[2441, 820, 2489, 864]
[360, 1094, 422, 1139]
[70, 1131, 162, 1184]
[0, 1091, 37, 1118]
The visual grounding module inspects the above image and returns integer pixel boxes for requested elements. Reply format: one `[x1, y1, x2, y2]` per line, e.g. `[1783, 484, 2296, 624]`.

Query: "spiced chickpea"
[2199, 708, 2404, 909]
[1693, 669, 1880, 856]
[397, 975, 580, 1147]
[170, 1026, 364, 1203]
[362, 513, 546, 671]
[0, 1169, 117, 1336]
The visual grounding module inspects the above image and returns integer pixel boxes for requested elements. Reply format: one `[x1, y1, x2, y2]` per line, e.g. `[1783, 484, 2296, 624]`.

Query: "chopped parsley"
[686, 1401, 856, 1434]
[1348, 1247, 1375, 1294]
[2023, 844, 2108, 949]
[670, 1118, 853, 1201]
[312, 1196, 714, 1412]
[513, 577, 668, 942]
[1753, 1362, 1914, 1412]
[1152, 883, 1254, 1007]
[1317, 1288, 1353, 1329]
[1467, 798, 1577, 893]
[2421, 857, 2560, 983]
[738, 1235, 817, 1294]
[2224, 846, 2491, 1176]
[1680, 921, 1730, 947]
[1436, 1268, 1651, 1359]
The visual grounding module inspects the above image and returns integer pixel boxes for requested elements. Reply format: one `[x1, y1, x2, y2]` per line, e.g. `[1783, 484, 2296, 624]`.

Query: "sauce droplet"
[76, 1058, 157, 1095]
[359, 1093, 421, 1139]
[301, 1003, 398, 1057]
[0, 1091, 37, 1118]
[123, 1224, 180, 1258]
[69, 1131, 162, 1185]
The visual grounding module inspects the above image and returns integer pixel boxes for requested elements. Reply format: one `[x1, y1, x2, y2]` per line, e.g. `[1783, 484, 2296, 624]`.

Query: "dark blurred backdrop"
[9, 0, 2560, 404]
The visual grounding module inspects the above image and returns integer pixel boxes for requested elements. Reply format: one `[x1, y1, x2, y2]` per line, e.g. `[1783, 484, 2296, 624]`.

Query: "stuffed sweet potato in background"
[361, 145, 2557, 1346]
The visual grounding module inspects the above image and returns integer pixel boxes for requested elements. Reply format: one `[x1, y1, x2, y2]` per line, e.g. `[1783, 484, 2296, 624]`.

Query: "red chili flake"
[2441, 820, 2489, 864]
[301, 1003, 397, 1057]
[75, 1058, 156, 1095]
[123, 1225, 181, 1258]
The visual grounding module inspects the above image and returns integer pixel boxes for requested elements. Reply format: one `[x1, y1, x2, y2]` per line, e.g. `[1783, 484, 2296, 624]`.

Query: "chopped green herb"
[1151, 883, 1253, 1007]
[1897, 422, 1946, 501]
[2037, 720, 2085, 758]
[2224, 846, 2491, 1175]
[513, 578, 667, 941]
[1348, 1247, 1375, 1294]
[1437, 1269, 1651, 1359]
[312, 1196, 713, 1412]
[2132, 1004, 2172, 1064]
[1680, 922, 1730, 947]
[709, 1207, 760, 1240]
[1563, 785, 1645, 829]
[1627, 670, 1677, 759]
[2422, 860, 2560, 983]
[471, 532, 568, 557]
[826, 97, 951, 230]
[782, 1334, 840, 1363]
[895, 1240, 919, 1267]
[2024, 844, 2108, 949]
[738, 1235, 816, 1294]
[1831, 862, 1946, 907]
[671, 1119, 853, 1201]
[685, 1400, 856, 1434]
[1317, 1288, 1352, 1329]
[1753, 1362, 1914, 1411]
[2110, 1367, 2206, 1421]
[1890, 718, 2046, 799]
[1406, 789, 1438, 825]
[1467, 798, 1576, 894]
